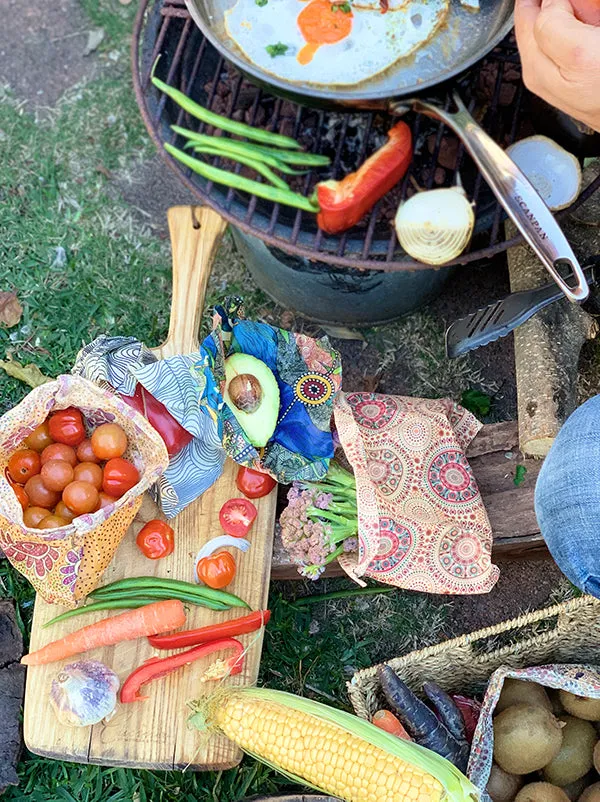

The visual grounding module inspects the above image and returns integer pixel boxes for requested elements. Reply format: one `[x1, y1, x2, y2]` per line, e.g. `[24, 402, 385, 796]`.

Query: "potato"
[543, 715, 597, 786]
[495, 679, 553, 714]
[559, 690, 600, 721]
[515, 783, 569, 802]
[486, 763, 523, 802]
[494, 704, 564, 774]
[579, 782, 600, 802]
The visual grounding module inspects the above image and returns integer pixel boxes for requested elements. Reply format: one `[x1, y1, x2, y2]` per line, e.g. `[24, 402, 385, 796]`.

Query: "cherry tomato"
[73, 462, 103, 490]
[48, 407, 86, 446]
[236, 466, 277, 499]
[55, 500, 76, 523]
[219, 498, 257, 538]
[37, 514, 69, 530]
[62, 481, 99, 515]
[102, 457, 139, 498]
[7, 449, 41, 484]
[24, 421, 54, 453]
[40, 443, 78, 467]
[76, 438, 101, 464]
[136, 519, 175, 560]
[24, 475, 61, 508]
[97, 491, 118, 511]
[196, 551, 236, 589]
[23, 506, 51, 528]
[91, 423, 128, 460]
[40, 460, 74, 492]
[13, 485, 29, 511]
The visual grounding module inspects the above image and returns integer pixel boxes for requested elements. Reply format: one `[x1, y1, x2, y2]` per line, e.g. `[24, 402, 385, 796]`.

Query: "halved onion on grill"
[394, 186, 475, 266]
[506, 135, 582, 211]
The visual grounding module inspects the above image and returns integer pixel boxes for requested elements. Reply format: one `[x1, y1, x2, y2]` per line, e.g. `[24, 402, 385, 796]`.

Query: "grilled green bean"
[191, 145, 289, 190]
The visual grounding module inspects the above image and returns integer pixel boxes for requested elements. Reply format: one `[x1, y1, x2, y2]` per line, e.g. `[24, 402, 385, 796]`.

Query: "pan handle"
[394, 93, 588, 303]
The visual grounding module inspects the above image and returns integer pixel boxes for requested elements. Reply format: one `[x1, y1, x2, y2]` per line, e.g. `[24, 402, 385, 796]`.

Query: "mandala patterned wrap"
[73, 335, 226, 518]
[333, 392, 499, 594]
[469, 664, 600, 800]
[201, 300, 342, 483]
[0, 374, 168, 606]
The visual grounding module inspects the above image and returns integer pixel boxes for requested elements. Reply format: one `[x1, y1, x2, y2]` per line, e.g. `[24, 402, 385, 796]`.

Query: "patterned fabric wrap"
[0, 374, 168, 606]
[201, 300, 342, 483]
[468, 664, 600, 800]
[333, 392, 499, 594]
[73, 336, 226, 518]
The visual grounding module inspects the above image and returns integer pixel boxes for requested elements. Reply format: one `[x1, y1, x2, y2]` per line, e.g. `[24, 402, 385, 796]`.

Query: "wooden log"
[507, 162, 600, 457]
[0, 600, 25, 794]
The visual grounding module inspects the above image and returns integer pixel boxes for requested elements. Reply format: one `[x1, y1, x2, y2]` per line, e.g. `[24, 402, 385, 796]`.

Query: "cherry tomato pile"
[7, 408, 140, 530]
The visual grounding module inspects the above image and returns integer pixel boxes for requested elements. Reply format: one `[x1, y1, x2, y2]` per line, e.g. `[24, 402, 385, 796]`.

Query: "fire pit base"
[232, 227, 455, 325]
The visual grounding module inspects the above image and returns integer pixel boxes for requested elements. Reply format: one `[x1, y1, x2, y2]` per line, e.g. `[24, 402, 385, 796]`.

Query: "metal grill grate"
[132, 0, 600, 271]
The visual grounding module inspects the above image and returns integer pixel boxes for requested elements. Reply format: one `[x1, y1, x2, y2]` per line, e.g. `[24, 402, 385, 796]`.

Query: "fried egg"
[224, 0, 449, 87]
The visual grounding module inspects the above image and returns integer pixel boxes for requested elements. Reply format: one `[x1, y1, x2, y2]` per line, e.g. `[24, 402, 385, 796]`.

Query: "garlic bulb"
[50, 660, 119, 727]
[395, 186, 475, 266]
[506, 135, 581, 211]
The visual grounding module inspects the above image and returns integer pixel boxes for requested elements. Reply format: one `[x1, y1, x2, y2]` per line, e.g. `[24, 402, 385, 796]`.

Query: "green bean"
[191, 145, 289, 190]
[165, 144, 319, 214]
[152, 74, 300, 150]
[42, 599, 153, 629]
[89, 587, 230, 610]
[90, 575, 250, 609]
[172, 127, 307, 175]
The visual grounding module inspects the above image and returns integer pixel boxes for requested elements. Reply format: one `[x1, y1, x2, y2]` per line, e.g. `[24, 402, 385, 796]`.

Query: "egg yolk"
[296, 0, 353, 64]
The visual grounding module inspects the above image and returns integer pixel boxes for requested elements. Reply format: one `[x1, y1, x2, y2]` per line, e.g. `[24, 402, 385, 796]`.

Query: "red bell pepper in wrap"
[316, 121, 413, 235]
[120, 383, 193, 458]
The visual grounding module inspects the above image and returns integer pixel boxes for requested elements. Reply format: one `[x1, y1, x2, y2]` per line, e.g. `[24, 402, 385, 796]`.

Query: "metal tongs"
[391, 93, 589, 304]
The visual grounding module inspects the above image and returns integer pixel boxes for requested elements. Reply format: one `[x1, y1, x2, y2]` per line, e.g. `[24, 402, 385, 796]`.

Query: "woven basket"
[347, 594, 600, 720]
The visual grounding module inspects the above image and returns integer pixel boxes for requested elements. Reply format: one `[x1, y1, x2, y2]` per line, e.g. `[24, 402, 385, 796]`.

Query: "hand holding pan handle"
[391, 92, 589, 303]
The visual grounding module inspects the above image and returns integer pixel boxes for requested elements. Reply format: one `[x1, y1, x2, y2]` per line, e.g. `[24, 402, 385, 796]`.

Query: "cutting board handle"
[158, 206, 228, 359]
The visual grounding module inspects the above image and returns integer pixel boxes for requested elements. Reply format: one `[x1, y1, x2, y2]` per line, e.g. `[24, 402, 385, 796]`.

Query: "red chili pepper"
[316, 121, 413, 235]
[120, 384, 193, 458]
[136, 519, 175, 560]
[236, 466, 277, 499]
[148, 610, 271, 650]
[120, 637, 245, 703]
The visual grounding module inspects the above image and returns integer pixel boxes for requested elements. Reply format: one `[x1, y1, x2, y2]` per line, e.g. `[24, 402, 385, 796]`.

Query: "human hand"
[514, 0, 600, 133]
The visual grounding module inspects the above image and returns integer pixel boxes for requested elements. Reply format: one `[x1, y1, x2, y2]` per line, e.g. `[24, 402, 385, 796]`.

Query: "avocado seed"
[228, 373, 263, 413]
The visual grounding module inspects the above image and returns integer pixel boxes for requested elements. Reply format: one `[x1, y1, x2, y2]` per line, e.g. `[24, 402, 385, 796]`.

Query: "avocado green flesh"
[224, 352, 280, 447]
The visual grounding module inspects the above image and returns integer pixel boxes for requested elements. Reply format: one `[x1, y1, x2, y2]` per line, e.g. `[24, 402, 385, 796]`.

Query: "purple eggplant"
[378, 665, 469, 771]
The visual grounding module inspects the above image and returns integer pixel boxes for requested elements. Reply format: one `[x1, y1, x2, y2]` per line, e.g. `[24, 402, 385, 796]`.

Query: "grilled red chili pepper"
[236, 466, 277, 499]
[316, 121, 413, 235]
[136, 519, 175, 560]
[120, 384, 193, 458]
[148, 610, 271, 650]
[120, 637, 245, 703]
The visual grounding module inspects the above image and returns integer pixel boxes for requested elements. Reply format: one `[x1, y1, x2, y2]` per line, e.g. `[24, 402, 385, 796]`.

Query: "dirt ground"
[1, 0, 565, 652]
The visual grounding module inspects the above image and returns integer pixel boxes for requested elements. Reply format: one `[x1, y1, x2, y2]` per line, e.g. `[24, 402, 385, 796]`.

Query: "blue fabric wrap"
[535, 394, 600, 596]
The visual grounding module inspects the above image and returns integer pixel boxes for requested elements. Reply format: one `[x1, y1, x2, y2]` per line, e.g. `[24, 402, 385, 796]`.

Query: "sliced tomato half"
[219, 498, 258, 538]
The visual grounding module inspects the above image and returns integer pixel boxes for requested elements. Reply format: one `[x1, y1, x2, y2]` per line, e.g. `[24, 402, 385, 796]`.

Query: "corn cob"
[189, 687, 480, 802]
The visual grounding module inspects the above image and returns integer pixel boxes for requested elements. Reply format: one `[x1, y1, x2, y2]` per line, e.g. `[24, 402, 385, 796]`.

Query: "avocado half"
[224, 352, 280, 447]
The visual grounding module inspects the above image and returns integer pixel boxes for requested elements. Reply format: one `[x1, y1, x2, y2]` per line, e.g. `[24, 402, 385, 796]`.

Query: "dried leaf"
[0, 356, 52, 388]
[0, 292, 23, 328]
[321, 324, 365, 341]
[83, 28, 105, 56]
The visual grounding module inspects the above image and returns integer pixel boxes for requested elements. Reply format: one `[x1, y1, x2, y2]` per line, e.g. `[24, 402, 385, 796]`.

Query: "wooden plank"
[23, 207, 278, 770]
[271, 420, 547, 580]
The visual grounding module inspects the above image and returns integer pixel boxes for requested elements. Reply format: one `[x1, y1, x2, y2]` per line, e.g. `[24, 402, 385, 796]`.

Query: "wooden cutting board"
[23, 206, 277, 770]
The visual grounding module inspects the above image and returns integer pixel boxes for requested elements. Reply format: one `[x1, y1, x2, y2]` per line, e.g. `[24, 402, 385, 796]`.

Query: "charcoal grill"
[132, 0, 600, 277]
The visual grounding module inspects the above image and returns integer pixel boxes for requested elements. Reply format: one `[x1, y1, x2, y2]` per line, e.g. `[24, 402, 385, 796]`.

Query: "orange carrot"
[22, 599, 186, 666]
[372, 709, 412, 740]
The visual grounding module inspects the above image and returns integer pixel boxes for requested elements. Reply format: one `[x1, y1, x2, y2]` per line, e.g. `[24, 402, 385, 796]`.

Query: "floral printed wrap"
[468, 664, 600, 800]
[0, 375, 168, 606]
[333, 392, 499, 594]
[201, 300, 342, 483]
